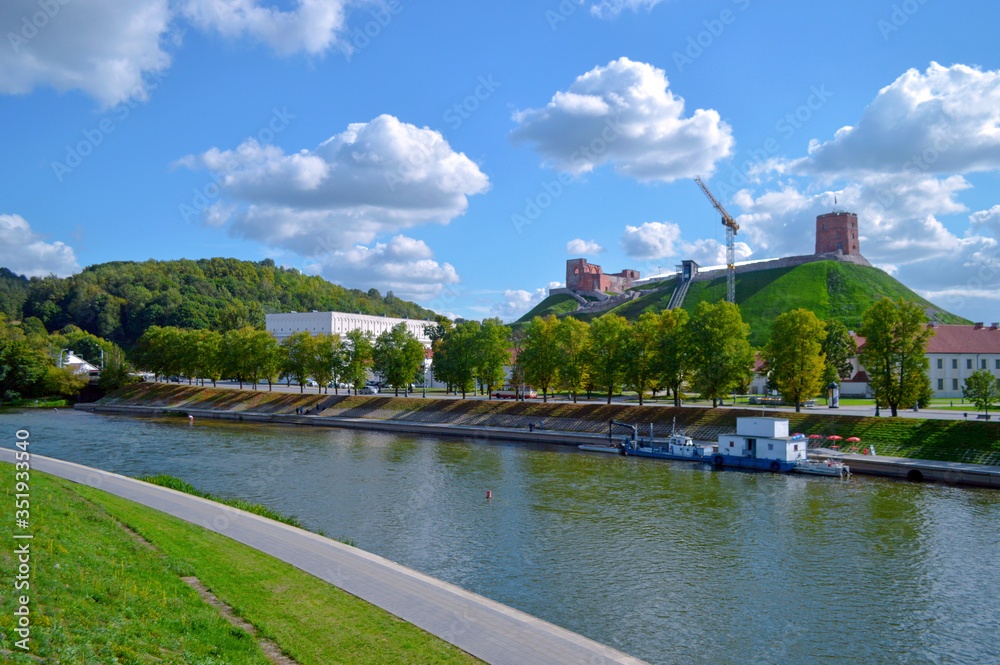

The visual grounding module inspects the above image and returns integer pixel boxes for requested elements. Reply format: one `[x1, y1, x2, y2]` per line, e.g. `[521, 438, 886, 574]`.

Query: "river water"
[3, 409, 999, 665]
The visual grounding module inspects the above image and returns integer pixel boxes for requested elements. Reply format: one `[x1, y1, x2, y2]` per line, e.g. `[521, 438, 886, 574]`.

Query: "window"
[983, 360, 988, 369]
[937, 359, 943, 369]
[967, 359, 973, 369]
[953, 359, 958, 369]
[938, 379, 943, 390]
[768, 443, 774, 451]
[996, 359, 1000, 370]
[953, 378, 959, 390]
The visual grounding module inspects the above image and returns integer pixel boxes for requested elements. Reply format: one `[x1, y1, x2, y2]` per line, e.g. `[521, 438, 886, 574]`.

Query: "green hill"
[0, 258, 438, 348]
[520, 260, 968, 346]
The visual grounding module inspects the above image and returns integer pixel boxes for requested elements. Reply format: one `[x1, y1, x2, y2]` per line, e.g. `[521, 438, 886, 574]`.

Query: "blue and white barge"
[712, 417, 808, 472]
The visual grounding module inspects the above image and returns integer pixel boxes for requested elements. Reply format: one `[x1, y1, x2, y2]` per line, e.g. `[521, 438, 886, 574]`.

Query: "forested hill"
[0, 258, 439, 348]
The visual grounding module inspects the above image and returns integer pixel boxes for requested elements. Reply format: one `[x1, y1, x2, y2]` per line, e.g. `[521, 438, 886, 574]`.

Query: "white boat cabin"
[717, 418, 807, 463]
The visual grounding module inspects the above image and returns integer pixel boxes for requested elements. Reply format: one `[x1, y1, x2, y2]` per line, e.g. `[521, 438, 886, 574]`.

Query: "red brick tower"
[815, 211, 860, 255]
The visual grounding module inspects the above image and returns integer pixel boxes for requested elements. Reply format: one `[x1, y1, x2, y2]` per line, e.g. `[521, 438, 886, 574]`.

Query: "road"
[0, 448, 648, 665]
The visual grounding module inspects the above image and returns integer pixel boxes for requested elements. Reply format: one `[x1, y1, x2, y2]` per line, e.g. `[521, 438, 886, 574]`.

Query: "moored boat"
[793, 456, 851, 477]
[578, 443, 622, 454]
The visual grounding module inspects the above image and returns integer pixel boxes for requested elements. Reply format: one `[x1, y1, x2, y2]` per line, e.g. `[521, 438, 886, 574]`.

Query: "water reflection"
[2, 409, 998, 665]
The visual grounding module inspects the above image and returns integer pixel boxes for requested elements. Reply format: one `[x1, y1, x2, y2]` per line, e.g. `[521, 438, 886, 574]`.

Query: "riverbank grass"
[0, 466, 482, 664]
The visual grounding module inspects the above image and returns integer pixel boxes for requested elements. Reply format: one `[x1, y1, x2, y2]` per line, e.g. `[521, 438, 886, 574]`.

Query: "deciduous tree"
[962, 368, 1000, 418]
[622, 312, 658, 406]
[373, 324, 425, 396]
[858, 298, 934, 417]
[588, 314, 629, 405]
[762, 308, 826, 412]
[281, 331, 313, 393]
[556, 317, 590, 403]
[343, 329, 375, 394]
[520, 315, 561, 402]
[687, 301, 755, 407]
[821, 319, 857, 384]
[475, 318, 511, 399]
[653, 308, 689, 407]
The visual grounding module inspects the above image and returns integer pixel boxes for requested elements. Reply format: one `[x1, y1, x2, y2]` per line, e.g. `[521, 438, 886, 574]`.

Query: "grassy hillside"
[515, 292, 581, 322]
[522, 261, 967, 346]
[677, 261, 966, 345]
[1, 257, 438, 348]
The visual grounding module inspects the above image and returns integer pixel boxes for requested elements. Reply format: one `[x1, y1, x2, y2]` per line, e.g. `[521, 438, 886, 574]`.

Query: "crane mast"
[694, 177, 739, 303]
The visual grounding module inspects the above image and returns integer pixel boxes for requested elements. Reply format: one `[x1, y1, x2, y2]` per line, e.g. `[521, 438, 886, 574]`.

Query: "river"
[3, 408, 999, 665]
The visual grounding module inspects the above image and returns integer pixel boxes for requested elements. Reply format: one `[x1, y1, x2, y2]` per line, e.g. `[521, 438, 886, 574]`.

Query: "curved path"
[0, 449, 648, 665]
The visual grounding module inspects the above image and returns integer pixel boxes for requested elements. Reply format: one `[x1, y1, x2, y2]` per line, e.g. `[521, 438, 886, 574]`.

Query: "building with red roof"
[847, 322, 1000, 399]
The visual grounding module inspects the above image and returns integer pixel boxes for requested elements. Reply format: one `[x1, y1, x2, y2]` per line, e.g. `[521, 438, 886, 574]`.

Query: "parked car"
[359, 386, 379, 395]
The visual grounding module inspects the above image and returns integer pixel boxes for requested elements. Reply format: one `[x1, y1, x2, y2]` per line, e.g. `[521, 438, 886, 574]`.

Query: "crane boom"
[694, 177, 739, 303]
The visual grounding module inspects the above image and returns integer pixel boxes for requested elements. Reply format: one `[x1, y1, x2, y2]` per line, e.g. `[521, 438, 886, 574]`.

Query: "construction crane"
[694, 176, 739, 303]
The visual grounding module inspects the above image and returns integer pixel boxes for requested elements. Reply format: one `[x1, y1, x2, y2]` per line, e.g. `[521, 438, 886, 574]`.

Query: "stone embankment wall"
[694, 252, 872, 282]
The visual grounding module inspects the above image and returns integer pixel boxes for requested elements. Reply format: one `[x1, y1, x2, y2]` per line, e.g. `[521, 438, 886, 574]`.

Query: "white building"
[718, 418, 807, 463]
[849, 323, 1000, 400]
[62, 351, 99, 376]
[265, 311, 434, 347]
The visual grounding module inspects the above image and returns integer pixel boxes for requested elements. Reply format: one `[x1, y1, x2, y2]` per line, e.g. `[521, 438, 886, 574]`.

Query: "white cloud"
[680, 238, 752, 267]
[306, 235, 460, 301]
[177, 114, 490, 255]
[0, 0, 173, 108]
[970, 205, 1000, 239]
[726, 173, 1000, 321]
[0, 0, 355, 108]
[511, 57, 733, 182]
[566, 238, 605, 254]
[620, 221, 682, 260]
[794, 63, 1000, 177]
[179, 0, 350, 56]
[491, 281, 563, 321]
[590, 1, 666, 18]
[732, 173, 971, 263]
[0, 214, 80, 277]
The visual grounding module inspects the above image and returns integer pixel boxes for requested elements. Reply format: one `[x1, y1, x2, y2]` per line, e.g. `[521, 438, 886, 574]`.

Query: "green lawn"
[0, 466, 483, 665]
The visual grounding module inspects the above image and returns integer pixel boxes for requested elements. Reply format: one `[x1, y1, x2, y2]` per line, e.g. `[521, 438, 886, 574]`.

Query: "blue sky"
[3, 0, 1000, 324]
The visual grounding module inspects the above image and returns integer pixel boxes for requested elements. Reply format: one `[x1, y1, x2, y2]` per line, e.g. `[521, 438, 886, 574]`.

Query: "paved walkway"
[0, 449, 648, 665]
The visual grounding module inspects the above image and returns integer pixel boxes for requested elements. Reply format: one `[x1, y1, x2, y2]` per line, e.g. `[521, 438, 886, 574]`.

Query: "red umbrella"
[827, 435, 843, 441]
[793, 432, 804, 437]
[807, 434, 824, 439]
[846, 437, 861, 442]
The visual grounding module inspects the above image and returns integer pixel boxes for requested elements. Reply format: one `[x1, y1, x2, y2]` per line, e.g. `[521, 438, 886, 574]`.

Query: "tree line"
[510, 297, 947, 414]
[0, 257, 439, 349]
[4, 292, 981, 416]
[134, 322, 425, 396]
[0, 314, 133, 401]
